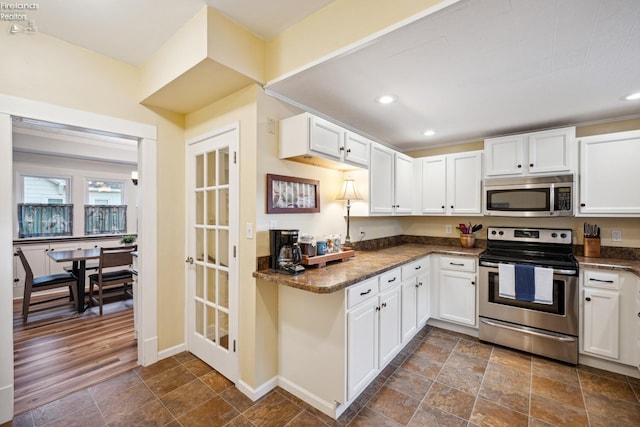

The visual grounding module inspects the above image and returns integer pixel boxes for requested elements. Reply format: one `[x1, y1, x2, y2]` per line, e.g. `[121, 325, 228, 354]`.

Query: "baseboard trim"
[0, 383, 14, 424]
[578, 354, 640, 379]
[236, 376, 278, 402]
[158, 343, 186, 360]
[141, 336, 158, 367]
[427, 318, 479, 338]
[277, 376, 340, 419]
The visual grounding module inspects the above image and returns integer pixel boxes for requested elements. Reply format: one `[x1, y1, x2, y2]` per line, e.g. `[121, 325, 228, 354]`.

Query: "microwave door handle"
[549, 183, 555, 215]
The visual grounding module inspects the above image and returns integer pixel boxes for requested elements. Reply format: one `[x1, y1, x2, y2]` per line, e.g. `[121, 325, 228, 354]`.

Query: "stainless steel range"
[479, 226, 579, 364]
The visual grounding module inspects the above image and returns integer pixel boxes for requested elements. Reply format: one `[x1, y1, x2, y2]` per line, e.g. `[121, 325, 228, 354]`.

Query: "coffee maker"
[270, 229, 305, 275]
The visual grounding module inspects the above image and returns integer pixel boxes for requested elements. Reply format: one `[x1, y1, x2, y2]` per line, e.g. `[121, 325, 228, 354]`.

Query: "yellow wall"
[265, 0, 455, 81]
[1, 31, 188, 350]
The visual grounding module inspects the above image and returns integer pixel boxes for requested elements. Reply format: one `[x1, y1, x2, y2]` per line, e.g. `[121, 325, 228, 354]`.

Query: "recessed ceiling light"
[377, 95, 396, 104]
[423, 130, 436, 136]
[625, 92, 640, 100]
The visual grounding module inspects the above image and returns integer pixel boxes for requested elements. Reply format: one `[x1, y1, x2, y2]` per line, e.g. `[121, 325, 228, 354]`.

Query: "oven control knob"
[561, 233, 567, 238]
[498, 231, 504, 235]
[551, 233, 557, 238]
[491, 230, 497, 235]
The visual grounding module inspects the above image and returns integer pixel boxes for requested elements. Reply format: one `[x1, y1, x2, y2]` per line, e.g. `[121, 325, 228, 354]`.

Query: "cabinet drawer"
[347, 277, 378, 309]
[584, 271, 619, 290]
[379, 268, 401, 291]
[402, 257, 429, 280]
[439, 256, 476, 272]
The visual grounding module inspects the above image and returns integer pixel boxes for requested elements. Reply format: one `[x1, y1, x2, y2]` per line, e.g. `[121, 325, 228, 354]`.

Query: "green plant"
[120, 234, 137, 244]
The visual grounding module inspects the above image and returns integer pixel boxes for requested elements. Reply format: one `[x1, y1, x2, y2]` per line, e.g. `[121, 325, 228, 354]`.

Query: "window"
[18, 175, 72, 238]
[86, 180, 124, 205]
[85, 179, 127, 235]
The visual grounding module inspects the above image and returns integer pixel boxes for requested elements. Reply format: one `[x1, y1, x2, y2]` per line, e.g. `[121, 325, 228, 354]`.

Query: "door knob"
[585, 297, 591, 302]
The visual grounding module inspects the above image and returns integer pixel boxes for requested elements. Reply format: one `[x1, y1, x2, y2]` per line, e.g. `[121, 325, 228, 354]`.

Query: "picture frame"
[267, 174, 320, 213]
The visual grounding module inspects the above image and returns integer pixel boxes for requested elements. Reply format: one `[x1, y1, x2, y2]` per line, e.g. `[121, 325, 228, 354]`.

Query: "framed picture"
[267, 174, 320, 213]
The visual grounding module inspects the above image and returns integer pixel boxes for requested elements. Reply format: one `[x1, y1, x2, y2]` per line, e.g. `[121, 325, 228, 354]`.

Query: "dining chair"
[16, 247, 78, 323]
[88, 245, 136, 315]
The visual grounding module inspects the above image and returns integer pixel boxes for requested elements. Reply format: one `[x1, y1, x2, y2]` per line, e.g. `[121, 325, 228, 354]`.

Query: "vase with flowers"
[457, 223, 482, 248]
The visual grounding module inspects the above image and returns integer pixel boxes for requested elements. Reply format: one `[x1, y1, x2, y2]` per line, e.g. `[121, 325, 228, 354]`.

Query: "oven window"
[486, 188, 550, 211]
[487, 271, 565, 315]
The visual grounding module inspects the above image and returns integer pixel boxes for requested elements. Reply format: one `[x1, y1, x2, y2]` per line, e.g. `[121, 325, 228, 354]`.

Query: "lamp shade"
[336, 178, 363, 201]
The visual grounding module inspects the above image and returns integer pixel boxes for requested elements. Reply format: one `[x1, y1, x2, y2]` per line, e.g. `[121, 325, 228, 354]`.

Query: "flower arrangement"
[456, 223, 482, 235]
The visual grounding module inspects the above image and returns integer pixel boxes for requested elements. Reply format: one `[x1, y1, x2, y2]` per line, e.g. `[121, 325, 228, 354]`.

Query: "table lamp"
[336, 178, 363, 246]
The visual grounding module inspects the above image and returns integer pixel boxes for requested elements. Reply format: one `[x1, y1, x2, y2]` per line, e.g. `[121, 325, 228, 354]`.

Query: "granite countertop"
[576, 256, 640, 278]
[253, 244, 484, 294]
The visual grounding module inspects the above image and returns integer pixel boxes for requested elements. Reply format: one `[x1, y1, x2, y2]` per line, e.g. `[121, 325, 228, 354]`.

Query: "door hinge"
[233, 339, 236, 352]
[233, 151, 237, 164]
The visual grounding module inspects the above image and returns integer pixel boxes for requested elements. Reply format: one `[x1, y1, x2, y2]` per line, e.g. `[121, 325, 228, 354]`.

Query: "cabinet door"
[421, 156, 447, 214]
[439, 270, 476, 326]
[347, 298, 379, 401]
[447, 151, 482, 215]
[370, 144, 395, 214]
[528, 127, 573, 174]
[579, 131, 640, 215]
[416, 272, 430, 326]
[344, 132, 370, 168]
[583, 288, 619, 359]
[378, 285, 402, 367]
[309, 116, 344, 160]
[401, 279, 417, 342]
[484, 135, 524, 176]
[394, 153, 414, 214]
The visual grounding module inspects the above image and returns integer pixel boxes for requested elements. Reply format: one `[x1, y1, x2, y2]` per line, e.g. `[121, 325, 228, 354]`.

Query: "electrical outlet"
[612, 230, 622, 242]
[445, 224, 452, 234]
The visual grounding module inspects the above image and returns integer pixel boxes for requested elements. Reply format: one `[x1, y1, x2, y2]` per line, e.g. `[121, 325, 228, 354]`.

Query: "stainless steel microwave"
[483, 174, 574, 217]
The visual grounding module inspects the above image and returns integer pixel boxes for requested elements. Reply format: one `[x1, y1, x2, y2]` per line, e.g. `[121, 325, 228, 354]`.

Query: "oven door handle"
[479, 261, 577, 276]
[480, 318, 577, 343]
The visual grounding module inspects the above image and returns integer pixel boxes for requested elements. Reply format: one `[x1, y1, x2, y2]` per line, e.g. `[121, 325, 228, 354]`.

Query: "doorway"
[0, 95, 159, 423]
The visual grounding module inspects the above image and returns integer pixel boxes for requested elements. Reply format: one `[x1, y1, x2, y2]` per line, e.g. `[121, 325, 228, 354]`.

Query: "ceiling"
[16, 0, 640, 152]
[266, 0, 640, 151]
[24, 0, 335, 66]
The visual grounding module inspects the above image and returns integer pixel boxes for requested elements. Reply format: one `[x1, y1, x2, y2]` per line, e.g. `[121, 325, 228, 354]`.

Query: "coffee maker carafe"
[270, 229, 305, 274]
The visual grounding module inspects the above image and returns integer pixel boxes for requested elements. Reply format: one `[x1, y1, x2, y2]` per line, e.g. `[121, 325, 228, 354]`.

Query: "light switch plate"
[246, 223, 254, 239]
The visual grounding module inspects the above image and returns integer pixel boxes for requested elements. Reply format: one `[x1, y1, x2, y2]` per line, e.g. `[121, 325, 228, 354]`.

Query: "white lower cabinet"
[437, 256, 477, 327]
[401, 257, 430, 342]
[347, 295, 378, 400]
[581, 269, 637, 366]
[278, 263, 429, 419]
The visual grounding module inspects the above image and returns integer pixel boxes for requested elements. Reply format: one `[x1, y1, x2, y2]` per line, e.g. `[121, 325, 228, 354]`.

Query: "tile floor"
[7, 325, 640, 426]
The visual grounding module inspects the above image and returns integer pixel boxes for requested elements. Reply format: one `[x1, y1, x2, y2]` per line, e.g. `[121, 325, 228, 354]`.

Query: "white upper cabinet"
[369, 144, 414, 215]
[279, 113, 370, 169]
[484, 127, 575, 177]
[420, 151, 482, 215]
[578, 130, 640, 216]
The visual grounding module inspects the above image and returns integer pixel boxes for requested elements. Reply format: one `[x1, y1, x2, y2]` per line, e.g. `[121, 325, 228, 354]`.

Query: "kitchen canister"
[316, 240, 328, 255]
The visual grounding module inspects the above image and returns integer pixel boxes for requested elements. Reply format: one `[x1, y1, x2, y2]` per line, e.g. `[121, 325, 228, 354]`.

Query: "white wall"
[13, 152, 138, 238]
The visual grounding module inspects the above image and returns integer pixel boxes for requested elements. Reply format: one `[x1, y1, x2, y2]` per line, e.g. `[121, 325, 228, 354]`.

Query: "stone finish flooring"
[7, 326, 640, 426]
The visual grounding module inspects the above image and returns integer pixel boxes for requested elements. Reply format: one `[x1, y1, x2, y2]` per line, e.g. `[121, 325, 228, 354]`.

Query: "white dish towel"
[498, 263, 515, 299]
[534, 267, 553, 305]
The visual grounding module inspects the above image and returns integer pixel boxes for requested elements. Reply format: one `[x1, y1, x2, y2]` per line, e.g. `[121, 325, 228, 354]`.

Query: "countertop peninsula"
[253, 244, 484, 294]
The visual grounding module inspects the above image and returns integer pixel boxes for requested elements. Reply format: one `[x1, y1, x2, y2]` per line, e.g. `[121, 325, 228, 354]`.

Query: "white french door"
[186, 124, 238, 382]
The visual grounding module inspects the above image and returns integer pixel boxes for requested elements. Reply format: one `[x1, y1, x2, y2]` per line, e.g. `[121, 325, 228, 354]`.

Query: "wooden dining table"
[48, 247, 101, 313]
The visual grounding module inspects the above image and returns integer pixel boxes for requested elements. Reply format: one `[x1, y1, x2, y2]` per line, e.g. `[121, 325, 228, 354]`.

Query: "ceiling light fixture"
[625, 92, 640, 101]
[423, 130, 436, 136]
[377, 95, 396, 104]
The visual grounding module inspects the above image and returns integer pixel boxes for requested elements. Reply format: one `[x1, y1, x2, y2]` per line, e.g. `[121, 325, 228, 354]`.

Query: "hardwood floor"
[12, 291, 137, 415]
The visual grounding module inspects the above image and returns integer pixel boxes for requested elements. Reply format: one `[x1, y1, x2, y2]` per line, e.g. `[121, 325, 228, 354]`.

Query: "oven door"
[479, 264, 578, 336]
